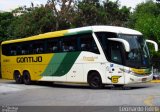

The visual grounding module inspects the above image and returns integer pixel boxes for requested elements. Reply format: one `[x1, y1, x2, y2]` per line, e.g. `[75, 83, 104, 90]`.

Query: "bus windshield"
[96, 32, 151, 68]
[119, 34, 151, 68]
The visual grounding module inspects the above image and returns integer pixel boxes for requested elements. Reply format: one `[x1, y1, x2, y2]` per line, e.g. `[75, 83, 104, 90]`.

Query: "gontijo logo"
[108, 76, 121, 83]
[16, 56, 42, 63]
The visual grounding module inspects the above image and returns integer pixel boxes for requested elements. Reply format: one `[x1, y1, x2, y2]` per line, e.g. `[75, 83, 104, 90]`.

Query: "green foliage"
[135, 14, 156, 39]
[73, 0, 106, 26]
[7, 6, 56, 39]
[73, 0, 130, 27]
[0, 0, 131, 40]
[129, 0, 160, 44]
[0, 12, 14, 41]
[128, 0, 160, 66]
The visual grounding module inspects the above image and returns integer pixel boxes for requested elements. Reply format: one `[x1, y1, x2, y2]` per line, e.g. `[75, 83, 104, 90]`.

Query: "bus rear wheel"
[23, 71, 31, 85]
[14, 71, 23, 84]
[88, 72, 104, 89]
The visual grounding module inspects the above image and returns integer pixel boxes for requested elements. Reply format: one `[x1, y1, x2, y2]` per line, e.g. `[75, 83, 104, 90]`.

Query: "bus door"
[109, 41, 125, 84]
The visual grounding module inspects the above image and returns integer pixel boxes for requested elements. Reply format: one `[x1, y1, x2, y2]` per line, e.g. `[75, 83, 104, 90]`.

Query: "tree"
[0, 12, 14, 41]
[47, 0, 77, 30]
[103, 0, 131, 26]
[128, 0, 160, 69]
[73, 0, 130, 27]
[7, 5, 56, 39]
[129, 0, 160, 44]
[0, 0, 131, 40]
[73, 0, 107, 27]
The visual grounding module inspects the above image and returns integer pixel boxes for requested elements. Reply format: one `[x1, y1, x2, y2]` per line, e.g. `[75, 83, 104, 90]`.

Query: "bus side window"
[78, 33, 99, 54]
[21, 50, 26, 55]
[28, 44, 33, 54]
[32, 40, 45, 54]
[20, 42, 30, 55]
[11, 50, 17, 55]
[52, 46, 58, 52]
[10, 45, 17, 56]
[17, 45, 23, 55]
[80, 44, 87, 50]
[47, 38, 60, 53]
[2, 45, 10, 56]
[62, 36, 77, 52]
[36, 47, 43, 54]
[62, 43, 69, 52]
[110, 42, 123, 64]
[68, 46, 75, 51]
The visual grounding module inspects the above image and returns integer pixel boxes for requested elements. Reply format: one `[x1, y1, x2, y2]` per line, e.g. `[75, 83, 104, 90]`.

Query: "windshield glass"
[119, 34, 151, 68]
[95, 32, 151, 68]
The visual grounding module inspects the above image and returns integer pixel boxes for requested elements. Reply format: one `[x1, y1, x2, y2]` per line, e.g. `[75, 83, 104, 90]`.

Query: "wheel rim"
[23, 72, 30, 84]
[90, 76, 100, 88]
[24, 74, 28, 82]
[14, 72, 21, 83]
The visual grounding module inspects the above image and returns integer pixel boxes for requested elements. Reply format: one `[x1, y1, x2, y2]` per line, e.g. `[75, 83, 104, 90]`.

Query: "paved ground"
[0, 79, 160, 106]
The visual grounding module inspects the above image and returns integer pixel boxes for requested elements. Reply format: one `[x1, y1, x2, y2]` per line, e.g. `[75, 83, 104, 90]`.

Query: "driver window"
[110, 42, 122, 64]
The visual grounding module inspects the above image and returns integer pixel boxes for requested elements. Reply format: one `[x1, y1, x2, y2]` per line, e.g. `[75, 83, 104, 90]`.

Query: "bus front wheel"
[23, 71, 31, 85]
[88, 72, 104, 89]
[14, 71, 23, 84]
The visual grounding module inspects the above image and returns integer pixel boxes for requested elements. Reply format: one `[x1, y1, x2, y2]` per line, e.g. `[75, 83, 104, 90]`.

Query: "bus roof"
[2, 25, 142, 44]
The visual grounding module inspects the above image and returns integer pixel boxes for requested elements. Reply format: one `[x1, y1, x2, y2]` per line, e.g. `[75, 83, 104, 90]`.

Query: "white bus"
[1, 26, 158, 88]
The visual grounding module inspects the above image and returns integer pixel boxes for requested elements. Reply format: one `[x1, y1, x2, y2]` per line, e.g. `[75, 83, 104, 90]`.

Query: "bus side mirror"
[146, 40, 158, 52]
[108, 38, 131, 52]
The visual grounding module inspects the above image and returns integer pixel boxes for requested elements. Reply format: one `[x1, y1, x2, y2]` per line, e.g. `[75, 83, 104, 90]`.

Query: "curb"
[150, 80, 160, 83]
[0, 79, 14, 83]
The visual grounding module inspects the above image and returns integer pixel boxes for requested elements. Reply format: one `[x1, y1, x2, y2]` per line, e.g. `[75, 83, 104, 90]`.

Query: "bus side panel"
[76, 52, 108, 84]
[1, 55, 14, 79]
[66, 63, 84, 83]
[83, 63, 107, 83]
[2, 65, 13, 79]
[1, 54, 54, 81]
[40, 52, 81, 82]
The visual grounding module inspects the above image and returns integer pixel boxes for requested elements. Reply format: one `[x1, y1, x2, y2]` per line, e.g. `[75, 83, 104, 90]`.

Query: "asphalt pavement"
[0, 79, 160, 107]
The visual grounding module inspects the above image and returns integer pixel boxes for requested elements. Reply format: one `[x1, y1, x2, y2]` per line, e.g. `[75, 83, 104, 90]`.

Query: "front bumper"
[125, 73, 153, 84]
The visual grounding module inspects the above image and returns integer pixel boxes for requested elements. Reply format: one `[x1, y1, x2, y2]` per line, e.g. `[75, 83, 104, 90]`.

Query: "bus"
[1, 26, 158, 88]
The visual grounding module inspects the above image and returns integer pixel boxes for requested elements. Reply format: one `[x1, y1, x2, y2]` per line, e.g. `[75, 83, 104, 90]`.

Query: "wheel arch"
[23, 70, 29, 74]
[87, 69, 106, 84]
[87, 70, 101, 82]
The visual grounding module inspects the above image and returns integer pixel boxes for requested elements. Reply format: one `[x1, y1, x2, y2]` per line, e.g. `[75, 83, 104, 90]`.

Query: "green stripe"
[64, 30, 92, 36]
[41, 52, 81, 77]
[53, 52, 81, 76]
[41, 53, 67, 76]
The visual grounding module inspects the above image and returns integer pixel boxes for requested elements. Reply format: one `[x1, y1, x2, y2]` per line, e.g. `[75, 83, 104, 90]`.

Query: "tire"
[88, 72, 104, 89]
[23, 71, 31, 85]
[14, 71, 23, 84]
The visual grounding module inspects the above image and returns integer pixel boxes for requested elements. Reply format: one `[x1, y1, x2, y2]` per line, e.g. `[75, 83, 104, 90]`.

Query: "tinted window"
[2, 44, 10, 56]
[2, 40, 45, 56]
[96, 32, 124, 64]
[110, 42, 123, 64]
[47, 38, 61, 53]
[78, 33, 99, 54]
[32, 40, 45, 54]
[62, 36, 77, 52]
[2, 33, 99, 56]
